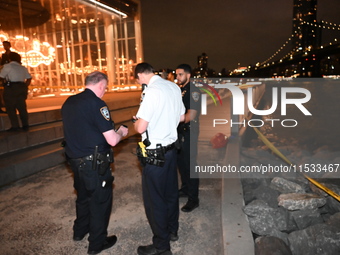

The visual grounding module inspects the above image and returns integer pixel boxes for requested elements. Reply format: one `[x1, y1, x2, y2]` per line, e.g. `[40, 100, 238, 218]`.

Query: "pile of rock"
[240, 147, 340, 255]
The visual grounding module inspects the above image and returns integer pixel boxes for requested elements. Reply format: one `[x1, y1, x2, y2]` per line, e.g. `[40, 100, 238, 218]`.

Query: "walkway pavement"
[0, 135, 223, 255]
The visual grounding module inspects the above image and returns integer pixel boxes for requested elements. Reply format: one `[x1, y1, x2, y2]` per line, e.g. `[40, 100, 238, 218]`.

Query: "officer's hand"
[117, 125, 128, 137]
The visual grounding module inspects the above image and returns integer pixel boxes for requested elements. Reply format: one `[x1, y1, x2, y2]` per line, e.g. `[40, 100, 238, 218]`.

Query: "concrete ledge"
[222, 136, 254, 255]
[0, 109, 63, 131]
[0, 122, 64, 155]
[0, 141, 65, 187]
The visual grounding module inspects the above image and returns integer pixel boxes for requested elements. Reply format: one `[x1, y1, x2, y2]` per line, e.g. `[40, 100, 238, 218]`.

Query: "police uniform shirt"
[181, 81, 201, 117]
[0, 61, 31, 82]
[61, 89, 113, 159]
[136, 75, 185, 149]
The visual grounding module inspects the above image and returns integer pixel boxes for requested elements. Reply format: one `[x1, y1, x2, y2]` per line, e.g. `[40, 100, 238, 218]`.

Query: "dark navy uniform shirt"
[61, 89, 114, 159]
[181, 81, 201, 120]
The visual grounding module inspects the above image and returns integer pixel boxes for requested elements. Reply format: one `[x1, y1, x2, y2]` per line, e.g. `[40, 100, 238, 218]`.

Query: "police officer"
[176, 64, 201, 212]
[0, 52, 31, 131]
[61, 71, 128, 255]
[133, 63, 185, 255]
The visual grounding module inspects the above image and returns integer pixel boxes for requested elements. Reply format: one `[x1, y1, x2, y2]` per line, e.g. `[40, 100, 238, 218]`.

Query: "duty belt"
[78, 149, 113, 175]
[82, 152, 109, 161]
[146, 142, 175, 156]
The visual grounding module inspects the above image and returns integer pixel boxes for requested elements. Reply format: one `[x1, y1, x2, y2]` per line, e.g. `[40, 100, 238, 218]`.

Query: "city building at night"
[0, 0, 142, 96]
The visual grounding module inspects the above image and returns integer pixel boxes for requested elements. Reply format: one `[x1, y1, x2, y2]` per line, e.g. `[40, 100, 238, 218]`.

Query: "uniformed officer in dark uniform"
[61, 71, 128, 255]
[176, 64, 201, 212]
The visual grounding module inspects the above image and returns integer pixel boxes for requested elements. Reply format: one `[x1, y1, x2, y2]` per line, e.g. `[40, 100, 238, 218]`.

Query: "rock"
[309, 182, 328, 197]
[243, 199, 273, 217]
[289, 208, 324, 230]
[253, 185, 281, 208]
[309, 181, 340, 214]
[243, 200, 289, 243]
[324, 195, 340, 215]
[288, 223, 340, 255]
[255, 236, 292, 255]
[242, 179, 270, 205]
[270, 177, 305, 194]
[278, 193, 327, 210]
[326, 212, 340, 226]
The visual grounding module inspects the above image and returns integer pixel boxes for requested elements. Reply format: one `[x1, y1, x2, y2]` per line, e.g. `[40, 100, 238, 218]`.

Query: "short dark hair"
[2, 41, 11, 47]
[85, 71, 108, 85]
[9, 52, 21, 63]
[176, 64, 192, 74]
[134, 62, 154, 79]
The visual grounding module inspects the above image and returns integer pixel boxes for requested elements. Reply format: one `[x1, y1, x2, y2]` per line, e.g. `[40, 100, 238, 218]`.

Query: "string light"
[260, 19, 340, 67]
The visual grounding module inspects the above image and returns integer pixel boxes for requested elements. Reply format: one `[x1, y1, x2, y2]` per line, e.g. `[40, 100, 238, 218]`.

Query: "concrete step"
[0, 108, 62, 132]
[0, 121, 63, 155]
[0, 140, 65, 187]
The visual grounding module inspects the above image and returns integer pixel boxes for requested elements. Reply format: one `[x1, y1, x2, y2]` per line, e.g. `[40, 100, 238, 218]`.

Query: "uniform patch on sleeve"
[191, 92, 200, 102]
[100, 106, 110, 121]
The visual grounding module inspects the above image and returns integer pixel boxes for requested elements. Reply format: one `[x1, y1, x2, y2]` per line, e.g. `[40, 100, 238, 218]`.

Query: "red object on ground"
[210, 133, 228, 149]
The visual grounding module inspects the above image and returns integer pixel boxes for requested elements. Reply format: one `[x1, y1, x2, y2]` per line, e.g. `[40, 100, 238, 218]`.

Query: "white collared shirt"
[136, 75, 185, 149]
[0, 61, 31, 82]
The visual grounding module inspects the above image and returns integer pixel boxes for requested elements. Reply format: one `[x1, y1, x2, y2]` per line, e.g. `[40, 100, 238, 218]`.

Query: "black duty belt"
[82, 152, 110, 161]
[146, 142, 175, 156]
[70, 149, 113, 175]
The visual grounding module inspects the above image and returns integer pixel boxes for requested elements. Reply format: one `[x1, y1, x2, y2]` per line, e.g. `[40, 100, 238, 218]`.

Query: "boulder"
[255, 236, 292, 255]
[278, 193, 327, 210]
[270, 177, 305, 194]
[288, 223, 340, 255]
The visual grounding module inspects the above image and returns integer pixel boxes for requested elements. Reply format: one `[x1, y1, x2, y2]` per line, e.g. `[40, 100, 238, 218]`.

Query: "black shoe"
[178, 189, 188, 198]
[73, 233, 86, 241]
[170, 232, 178, 242]
[6, 127, 20, 132]
[137, 244, 172, 255]
[181, 200, 199, 212]
[87, 235, 117, 254]
[22, 126, 29, 131]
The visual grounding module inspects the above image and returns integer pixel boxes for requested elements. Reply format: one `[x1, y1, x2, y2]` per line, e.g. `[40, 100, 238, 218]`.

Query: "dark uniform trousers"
[177, 124, 199, 203]
[68, 158, 113, 251]
[142, 148, 179, 250]
[3, 82, 29, 128]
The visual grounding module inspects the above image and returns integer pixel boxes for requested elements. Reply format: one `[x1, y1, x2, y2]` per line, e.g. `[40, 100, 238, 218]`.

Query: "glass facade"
[0, 0, 142, 96]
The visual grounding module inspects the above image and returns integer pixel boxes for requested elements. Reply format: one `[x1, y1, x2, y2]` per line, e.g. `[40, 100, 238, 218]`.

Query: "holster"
[136, 143, 166, 167]
[93, 149, 114, 175]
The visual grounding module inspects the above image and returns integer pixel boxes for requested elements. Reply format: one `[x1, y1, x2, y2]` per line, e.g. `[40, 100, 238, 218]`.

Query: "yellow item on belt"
[138, 142, 147, 157]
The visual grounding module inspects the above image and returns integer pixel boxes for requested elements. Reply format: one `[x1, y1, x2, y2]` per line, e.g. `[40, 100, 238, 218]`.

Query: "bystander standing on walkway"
[0, 52, 31, 131]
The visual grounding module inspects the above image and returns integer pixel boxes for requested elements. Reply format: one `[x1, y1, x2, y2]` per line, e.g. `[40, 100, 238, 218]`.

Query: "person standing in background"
[1, 41, 12, 66]
[176, 64, 201, 212]
[0, 52, 31, 131]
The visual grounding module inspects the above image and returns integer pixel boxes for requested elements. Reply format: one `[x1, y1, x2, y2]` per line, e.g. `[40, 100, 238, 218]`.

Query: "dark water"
[257, 79, 340, 152]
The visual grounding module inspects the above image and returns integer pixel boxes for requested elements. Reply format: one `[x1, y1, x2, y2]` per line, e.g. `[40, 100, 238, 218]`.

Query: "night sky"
[140, 0, 340, 72]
